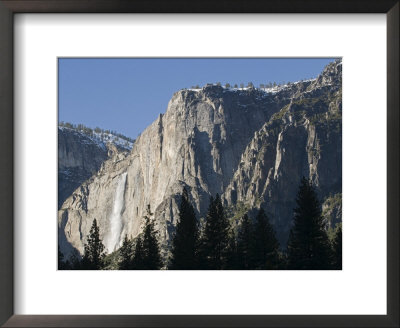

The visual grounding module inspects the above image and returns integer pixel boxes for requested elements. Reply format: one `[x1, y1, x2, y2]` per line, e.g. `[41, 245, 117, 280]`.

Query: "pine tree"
[169, 188, 199, 270]
[332, 224, 342, 269]
[131, 205, 162, 270]
[287, 178, 333, 270]
[200, 194, 231, 269]
[131, 235, 146, 269]
[58, 246, 69, 270]
[225, 229, 239, 270]
[119, 235, 134, 270]
[253, 208, 280, 269]
[69, 249, 82, 270]
[81, 219, 106, 270]
[142, 216, 163, 269]
[236, 214, 254, 269]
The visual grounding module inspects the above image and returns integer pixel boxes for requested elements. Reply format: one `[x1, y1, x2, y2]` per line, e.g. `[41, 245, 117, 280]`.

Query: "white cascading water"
[105, 172, 127, 253]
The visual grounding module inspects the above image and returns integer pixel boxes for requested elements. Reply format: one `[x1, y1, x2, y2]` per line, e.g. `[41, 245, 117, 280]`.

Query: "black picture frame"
[0, 1, 398, 327]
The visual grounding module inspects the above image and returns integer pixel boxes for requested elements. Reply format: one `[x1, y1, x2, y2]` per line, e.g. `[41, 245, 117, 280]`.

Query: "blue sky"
[58, 58, 336, 139]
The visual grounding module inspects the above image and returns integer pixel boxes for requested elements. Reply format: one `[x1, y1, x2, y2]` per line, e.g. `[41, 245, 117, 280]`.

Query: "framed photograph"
[0, 1, 398, 327]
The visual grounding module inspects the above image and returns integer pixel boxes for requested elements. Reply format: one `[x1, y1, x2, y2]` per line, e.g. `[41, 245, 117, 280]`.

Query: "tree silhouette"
[119, 235, 134, 270]
[253, 208, 280, 269]
[199, 194, 231, 269]
[141, 206, 163, 269]
[131, 235, 146, 269]
[68, 249, 82, 270]
[169, 188, 199, 270]
[332, 224, 342, 269]
[225, 229, 239, 269]
[236, 214, 254, 269]
[82, 219, 106, 270]
[142, 219, 163, 269]
[58, 246, 70, 270]
[287, 178, 333, 269]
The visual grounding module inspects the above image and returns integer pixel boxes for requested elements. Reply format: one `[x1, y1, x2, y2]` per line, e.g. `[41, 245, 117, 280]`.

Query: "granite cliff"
[58, 126, 133, 209]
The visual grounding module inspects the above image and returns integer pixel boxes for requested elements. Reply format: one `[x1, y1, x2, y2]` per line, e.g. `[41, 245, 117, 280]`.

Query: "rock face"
[58, 127, 133, 209]
[223, 68, 342, 244]
[322, 193, 342, 231]
[58, 60, 342, 258]
[58, 128, 108, 209]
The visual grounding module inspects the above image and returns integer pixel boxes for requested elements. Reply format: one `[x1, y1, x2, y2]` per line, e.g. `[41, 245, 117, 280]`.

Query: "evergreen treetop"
[332, 224, 342, 270]
[141, 206, 163, 270]
[82, 218, 106, 270]
[253, 208, 280, 269]
[236, 214, 254, 269]
[169, 188, 199, 270]
[200, 194, 231, 269]
[131, 235, 146, 270]
[287, 177, 333, 270]
[119, 234, 134, 270]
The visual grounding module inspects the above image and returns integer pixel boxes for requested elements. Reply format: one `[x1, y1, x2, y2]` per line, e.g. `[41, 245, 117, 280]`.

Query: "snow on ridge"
[59, 126, 134, 151]
[93, 131, 134, 150]
[186, 78, 318, 95]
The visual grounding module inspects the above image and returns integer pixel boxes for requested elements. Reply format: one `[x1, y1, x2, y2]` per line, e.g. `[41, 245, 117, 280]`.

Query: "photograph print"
[58, 58, 342, 270]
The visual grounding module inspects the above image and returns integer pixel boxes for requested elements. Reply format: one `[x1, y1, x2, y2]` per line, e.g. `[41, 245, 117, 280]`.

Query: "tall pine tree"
[225, 228, 239, 270]
[58, 246, 70, 270]
[140, 206, 163, 269]
[199, 194, 231, 269]
[253, 208, 280, 269]
[130, 206, 163, 270]
[169, 188, 199, 270]
[131, 235, 146, 269]
[287, 177, 333, 270]
[142, 217, 163, 269]
[332, 224, 342, 269]
[69, 249, 82, 270]
[82, 219, 106, 270]
[236, 214, 254, 269]
[118, 235, 134, 270]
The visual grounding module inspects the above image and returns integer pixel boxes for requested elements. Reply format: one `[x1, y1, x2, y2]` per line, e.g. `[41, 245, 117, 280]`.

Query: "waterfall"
[105, 172, 127, 253]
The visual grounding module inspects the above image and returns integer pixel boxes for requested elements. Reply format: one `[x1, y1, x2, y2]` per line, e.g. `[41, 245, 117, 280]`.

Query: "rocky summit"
[58, 60, 342, 259]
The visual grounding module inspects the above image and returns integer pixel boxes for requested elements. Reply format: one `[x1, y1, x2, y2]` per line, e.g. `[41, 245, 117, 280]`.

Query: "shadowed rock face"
[58, 128, 109, 209]
[58, 128, 133, 210]
[58, 60, 342, 258]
